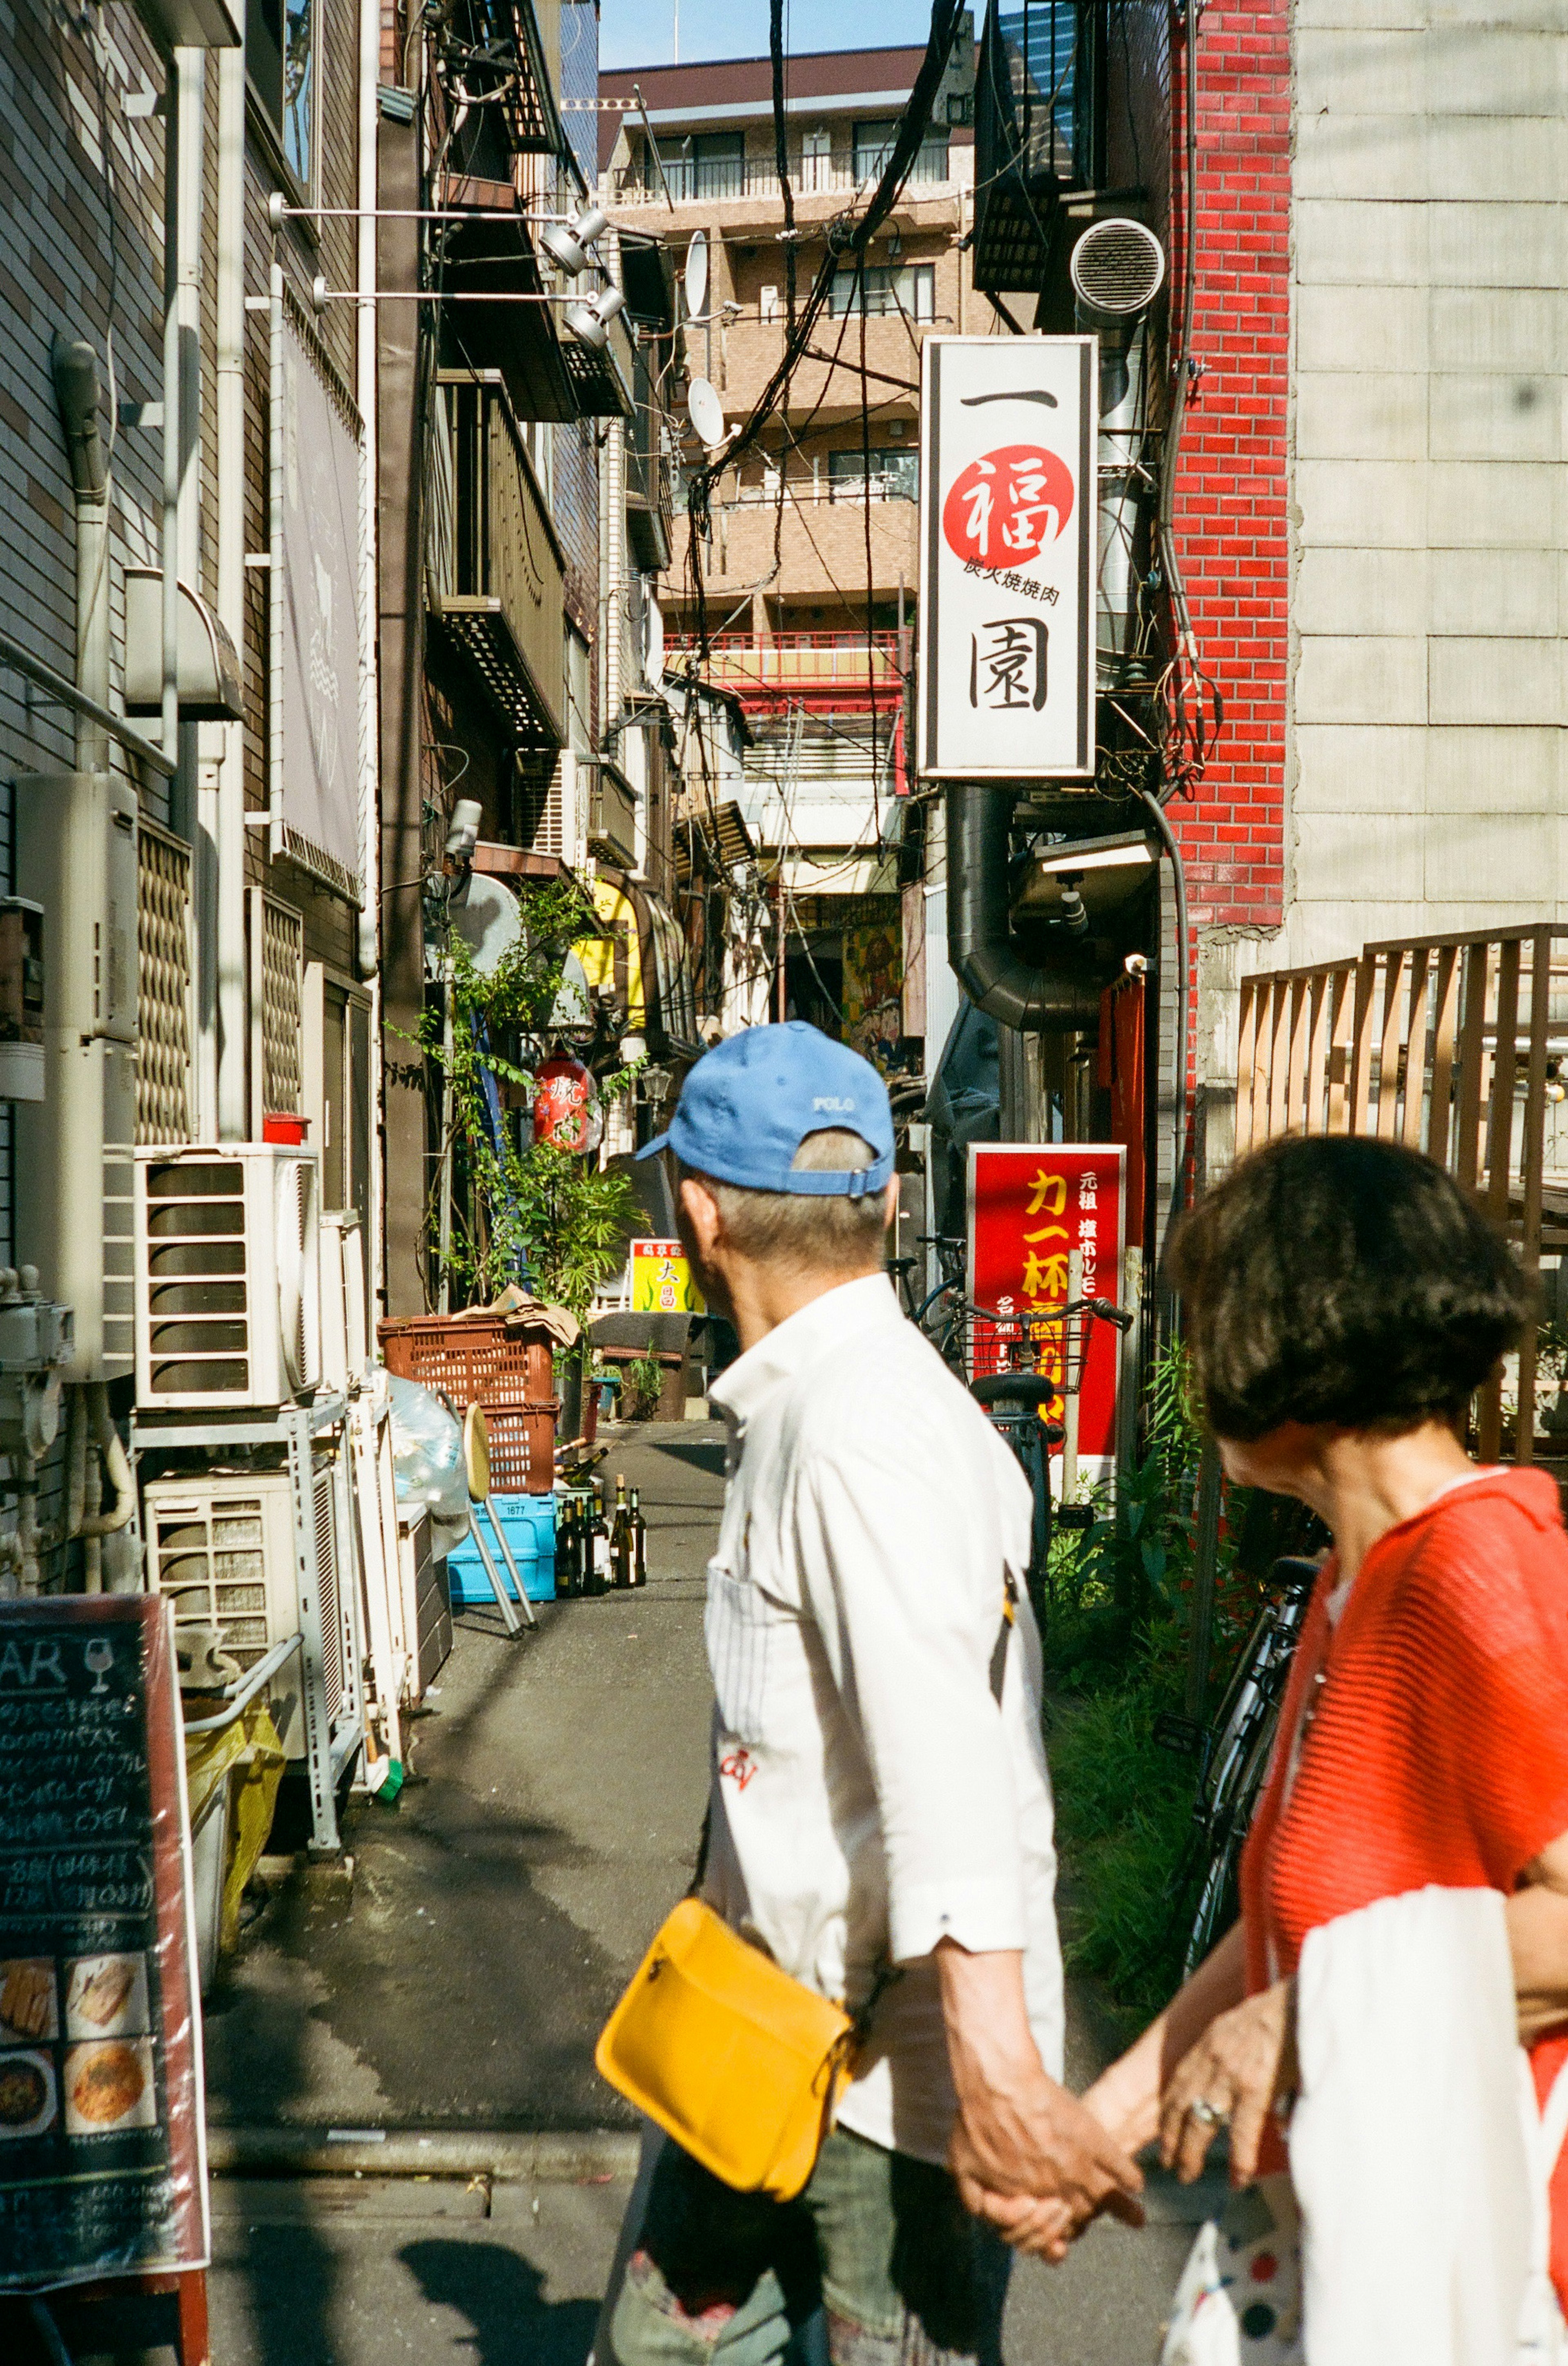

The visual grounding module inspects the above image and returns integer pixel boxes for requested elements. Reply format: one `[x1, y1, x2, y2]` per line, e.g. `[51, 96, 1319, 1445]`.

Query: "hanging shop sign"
[966, 1143, 1126, 1480]
[918, 336, 1097, 781]
[0, 1596, 207, 2290]
[630, 1240, 705, 1317]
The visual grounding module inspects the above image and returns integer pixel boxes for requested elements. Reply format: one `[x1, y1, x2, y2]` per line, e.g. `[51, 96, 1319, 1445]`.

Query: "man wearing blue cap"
[606, 1023, 1140, 2366]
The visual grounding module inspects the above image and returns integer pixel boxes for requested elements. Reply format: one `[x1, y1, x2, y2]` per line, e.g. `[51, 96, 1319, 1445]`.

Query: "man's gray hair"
[681, 1129, 892, 1276]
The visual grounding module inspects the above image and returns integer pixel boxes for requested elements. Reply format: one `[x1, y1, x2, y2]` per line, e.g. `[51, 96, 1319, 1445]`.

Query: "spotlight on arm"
[565, 284, 625, 352]
[541, 205, 608, 278]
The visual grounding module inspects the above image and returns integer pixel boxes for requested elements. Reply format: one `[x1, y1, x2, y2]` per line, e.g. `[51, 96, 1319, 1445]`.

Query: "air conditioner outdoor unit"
[142, 1465, 350, 1759]
[134, 1144, 321, 1409]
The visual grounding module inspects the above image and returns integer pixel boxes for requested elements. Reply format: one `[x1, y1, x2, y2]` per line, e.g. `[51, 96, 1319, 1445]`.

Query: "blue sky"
[598, 0, 931, 72]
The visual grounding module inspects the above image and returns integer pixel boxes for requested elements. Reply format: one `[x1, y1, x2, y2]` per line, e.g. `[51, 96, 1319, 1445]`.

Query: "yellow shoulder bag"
[594, 1893, 855, 2202]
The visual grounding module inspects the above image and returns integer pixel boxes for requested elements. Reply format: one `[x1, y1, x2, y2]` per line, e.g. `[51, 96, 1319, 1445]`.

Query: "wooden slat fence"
[1236, 925, 1568, 1463]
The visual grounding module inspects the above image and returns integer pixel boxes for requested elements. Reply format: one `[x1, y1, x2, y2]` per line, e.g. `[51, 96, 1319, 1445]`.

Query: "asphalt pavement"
[202, 1420, 1198, 2366]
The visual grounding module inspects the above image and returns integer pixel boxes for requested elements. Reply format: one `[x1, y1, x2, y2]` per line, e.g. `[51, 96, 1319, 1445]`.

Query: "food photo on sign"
[917, 336, 1097, 781]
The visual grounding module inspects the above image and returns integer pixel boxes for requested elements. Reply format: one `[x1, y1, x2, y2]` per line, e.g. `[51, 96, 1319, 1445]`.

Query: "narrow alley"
[200, 1423, 1200, 2366]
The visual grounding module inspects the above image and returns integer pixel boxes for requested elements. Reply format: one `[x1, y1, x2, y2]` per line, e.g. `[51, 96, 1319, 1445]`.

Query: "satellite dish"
[447, 872, 523, 976]
[550, 950, 592, 1034]
[684, 228, 708, 321]
[687, 377, 726, 450]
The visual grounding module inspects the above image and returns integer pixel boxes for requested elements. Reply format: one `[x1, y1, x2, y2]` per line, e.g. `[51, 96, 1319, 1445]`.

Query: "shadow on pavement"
[644, 1437, 727, 1478]
[401, 2237, 599, 2366]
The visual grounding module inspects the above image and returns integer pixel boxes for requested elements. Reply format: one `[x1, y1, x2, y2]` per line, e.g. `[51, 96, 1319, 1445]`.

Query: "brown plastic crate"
[378, 1314, 554, 1406]
[481, 1396, 560, 1494]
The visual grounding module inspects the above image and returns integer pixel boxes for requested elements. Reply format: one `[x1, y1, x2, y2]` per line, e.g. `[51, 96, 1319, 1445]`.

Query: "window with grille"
[853, 119, 948, 185]
[249, 890, 304, 1133]
[137, 821, 194, 1146]
[826, 264, 935, 321]
[829, 447, 920, 502]
[648, 129, 744, 201]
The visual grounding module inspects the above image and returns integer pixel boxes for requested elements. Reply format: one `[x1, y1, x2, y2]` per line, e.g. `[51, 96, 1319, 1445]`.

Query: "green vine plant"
[412, 878, 644, 1320]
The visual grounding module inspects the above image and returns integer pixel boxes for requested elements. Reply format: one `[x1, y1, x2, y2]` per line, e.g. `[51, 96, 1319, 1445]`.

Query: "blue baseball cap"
[638, 1023, 895, 1197]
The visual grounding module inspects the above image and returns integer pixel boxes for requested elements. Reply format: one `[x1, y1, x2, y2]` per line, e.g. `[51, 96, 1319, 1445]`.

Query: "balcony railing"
[431, 370, 566, 749]
[670, 631, 903, 706]
[679, 468, 920, 517]
[609, 140, 952, 207]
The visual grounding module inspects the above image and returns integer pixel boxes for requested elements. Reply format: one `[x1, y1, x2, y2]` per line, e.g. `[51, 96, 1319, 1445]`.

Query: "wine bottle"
[557, 1497, 577, 1598]
[590, 1480, 611, 1595]
[630, 1486, 647, 1588]
[610, 1474, 633, 1589]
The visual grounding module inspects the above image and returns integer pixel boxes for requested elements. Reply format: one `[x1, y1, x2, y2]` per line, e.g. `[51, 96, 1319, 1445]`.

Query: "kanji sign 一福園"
[917, 338, 1097, 779]
[966, 1144, 1126, 1480]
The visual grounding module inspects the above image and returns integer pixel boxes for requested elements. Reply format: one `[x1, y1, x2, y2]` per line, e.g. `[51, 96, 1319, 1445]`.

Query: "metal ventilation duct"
[945, 786, 1101, 1035]
[1069, 218, 1167, 323]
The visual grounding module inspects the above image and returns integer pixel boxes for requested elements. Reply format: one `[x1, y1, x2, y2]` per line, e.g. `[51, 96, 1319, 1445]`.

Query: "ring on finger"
[1189, 2097, 1228, 2127]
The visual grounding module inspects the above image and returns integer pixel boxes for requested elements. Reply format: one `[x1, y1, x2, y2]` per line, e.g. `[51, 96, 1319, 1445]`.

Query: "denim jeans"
[608, 2128, 1012, 2366]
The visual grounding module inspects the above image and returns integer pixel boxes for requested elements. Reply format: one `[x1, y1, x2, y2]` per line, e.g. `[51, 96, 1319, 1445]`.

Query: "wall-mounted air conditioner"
[142, 1465, 350, 1759]
[134, 1144, 321, 1409]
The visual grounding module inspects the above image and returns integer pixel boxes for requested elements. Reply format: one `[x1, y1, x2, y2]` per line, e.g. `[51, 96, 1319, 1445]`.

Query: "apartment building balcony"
[429, 370, 567, 752]
[672, 631, 903, 714]
[609, 137, 955, 207]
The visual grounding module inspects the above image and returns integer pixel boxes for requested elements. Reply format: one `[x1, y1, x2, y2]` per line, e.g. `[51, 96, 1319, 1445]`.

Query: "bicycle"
[960, 1297, 1134, 1628]
[1159, 1555, 1319, 1974]
[907, 1234, 969, 1371]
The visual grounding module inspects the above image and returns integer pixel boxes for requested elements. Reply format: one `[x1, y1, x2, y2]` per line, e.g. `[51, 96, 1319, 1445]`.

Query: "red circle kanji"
[942, 443, 1075, 571]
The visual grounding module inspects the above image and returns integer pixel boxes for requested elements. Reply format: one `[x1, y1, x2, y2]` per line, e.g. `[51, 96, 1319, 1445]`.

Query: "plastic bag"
[386, 1373, 470, 1550]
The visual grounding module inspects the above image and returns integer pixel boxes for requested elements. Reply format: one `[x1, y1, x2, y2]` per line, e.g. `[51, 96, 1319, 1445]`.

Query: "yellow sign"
[630, 1239, 705, 1316]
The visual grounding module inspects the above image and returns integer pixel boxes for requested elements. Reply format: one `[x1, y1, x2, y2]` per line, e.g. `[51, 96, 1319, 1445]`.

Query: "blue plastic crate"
[446, 1494, 556, 1607]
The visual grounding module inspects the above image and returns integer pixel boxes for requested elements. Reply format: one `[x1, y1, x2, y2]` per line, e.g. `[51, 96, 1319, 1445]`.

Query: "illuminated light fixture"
[565, 284, 625, 351]
[541, 204, 608, 278]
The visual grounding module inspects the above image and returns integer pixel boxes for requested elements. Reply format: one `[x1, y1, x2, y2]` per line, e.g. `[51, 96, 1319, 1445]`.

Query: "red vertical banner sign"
[966, 1144, 1127, 1479]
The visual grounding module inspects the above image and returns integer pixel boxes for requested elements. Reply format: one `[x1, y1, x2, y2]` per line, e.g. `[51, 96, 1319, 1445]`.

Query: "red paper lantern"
[532, 1056, 592, 1150]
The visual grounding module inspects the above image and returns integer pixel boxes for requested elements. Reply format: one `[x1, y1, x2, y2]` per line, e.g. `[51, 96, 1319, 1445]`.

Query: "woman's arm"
[1511, 1826, 1568, 2044]
[1080, 1922, 1248, 2155]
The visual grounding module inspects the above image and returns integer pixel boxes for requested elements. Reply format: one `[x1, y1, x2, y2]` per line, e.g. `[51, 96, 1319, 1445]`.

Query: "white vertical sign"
[917, 335, 1097, 780]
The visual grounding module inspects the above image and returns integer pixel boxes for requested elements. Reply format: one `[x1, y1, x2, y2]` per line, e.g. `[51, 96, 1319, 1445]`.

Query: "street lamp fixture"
[565, 285, 625, 352]
[541, 204, 609, 278]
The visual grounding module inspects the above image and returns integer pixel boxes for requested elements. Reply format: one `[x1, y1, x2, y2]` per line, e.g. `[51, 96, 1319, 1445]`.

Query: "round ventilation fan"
[1070, 219, 1166, 321]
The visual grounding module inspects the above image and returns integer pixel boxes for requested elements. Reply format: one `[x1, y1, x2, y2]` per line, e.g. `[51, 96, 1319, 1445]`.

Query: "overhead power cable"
[683, 0, 969, 660]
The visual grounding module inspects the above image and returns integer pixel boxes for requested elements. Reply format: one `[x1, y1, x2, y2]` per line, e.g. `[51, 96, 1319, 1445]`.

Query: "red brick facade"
[1165, 3, 1290, 933]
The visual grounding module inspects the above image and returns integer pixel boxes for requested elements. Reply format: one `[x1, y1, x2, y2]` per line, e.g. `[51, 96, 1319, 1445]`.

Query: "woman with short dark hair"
[1076, 1136, 1568, 2354]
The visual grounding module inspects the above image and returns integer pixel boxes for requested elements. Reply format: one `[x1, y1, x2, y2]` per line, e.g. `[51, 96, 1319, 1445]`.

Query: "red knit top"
[1239, 1466, 1568, 2295]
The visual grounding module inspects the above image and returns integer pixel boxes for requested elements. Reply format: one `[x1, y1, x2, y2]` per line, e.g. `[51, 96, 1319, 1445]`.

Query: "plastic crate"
[482, 1396, 559, 1494]
[377, 1313, 555, 1405]
[446, 1494, 556, 1607]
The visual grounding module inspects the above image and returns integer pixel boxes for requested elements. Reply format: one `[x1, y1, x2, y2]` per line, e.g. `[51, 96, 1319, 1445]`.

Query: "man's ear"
[882, 1171, 901, 1239]
[678, 1173, 723, 1266]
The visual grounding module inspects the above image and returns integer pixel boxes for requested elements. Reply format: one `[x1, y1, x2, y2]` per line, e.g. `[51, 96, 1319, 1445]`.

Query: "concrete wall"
[1265, 0, 1567, 970]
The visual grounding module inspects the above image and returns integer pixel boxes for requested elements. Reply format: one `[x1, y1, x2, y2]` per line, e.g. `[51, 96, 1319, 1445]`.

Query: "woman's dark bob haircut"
[1168, 1135, 1537, 1443]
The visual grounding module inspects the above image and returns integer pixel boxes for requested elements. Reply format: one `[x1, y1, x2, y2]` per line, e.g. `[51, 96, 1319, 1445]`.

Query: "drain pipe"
[945, 785, 1100, 1031]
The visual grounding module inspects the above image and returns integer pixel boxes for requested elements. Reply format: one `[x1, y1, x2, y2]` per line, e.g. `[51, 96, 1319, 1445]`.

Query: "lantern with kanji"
[532, 1056, 592, 1151]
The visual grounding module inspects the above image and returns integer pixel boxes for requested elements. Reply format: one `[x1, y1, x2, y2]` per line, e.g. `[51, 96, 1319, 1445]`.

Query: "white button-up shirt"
[702, 1271, 1065, 2168]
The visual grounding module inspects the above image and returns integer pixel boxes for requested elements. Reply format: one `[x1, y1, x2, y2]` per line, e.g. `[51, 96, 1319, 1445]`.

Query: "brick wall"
[1165, 2, 1290, 939]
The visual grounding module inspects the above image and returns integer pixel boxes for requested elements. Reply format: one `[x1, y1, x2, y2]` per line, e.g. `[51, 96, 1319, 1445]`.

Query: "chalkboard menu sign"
[0, 1597, 207, 2289]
